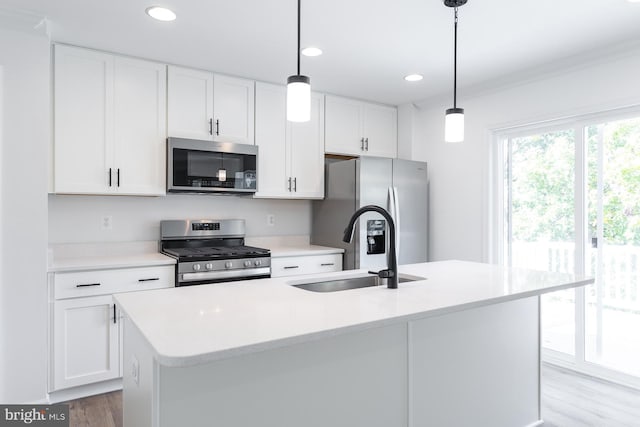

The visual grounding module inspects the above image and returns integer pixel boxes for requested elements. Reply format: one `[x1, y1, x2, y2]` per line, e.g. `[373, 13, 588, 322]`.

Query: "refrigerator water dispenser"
[366, 220, 386, 254]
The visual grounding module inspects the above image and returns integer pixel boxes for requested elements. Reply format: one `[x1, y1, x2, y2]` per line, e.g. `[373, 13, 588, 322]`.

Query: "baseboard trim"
[47, 379, 122, 403]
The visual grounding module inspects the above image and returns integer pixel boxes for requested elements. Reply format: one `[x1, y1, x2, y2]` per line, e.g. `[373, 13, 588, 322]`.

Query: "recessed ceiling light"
[145, 6, 176, 21]
[302, 47, 323, 57]
[404, 74, 423, 82]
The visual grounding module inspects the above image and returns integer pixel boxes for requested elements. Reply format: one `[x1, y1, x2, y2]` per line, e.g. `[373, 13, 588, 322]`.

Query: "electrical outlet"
[102, 216, 113, 230]
[131, 355, 140, 386]
[267, 214, 275, 227]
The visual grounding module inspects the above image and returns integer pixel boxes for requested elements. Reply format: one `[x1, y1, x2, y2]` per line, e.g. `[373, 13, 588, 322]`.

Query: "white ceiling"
[3, 0, 640, 105]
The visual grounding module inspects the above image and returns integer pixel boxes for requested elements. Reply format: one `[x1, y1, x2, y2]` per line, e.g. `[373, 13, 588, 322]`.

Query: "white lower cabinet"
[49, 265, 173, 392]
[53, 295, 120, 390]
[271, 254, 343, 278]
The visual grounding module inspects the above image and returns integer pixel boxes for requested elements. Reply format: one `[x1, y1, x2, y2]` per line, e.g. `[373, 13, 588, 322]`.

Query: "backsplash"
[48, 194, 311, 243]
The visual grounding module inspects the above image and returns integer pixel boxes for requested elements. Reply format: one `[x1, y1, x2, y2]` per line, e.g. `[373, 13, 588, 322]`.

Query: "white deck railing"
[512, 241, 640, 312]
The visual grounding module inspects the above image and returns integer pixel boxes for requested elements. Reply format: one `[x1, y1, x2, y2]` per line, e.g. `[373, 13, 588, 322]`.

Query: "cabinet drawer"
[271, 254, 343, 278]
[54, 265, 174, 300]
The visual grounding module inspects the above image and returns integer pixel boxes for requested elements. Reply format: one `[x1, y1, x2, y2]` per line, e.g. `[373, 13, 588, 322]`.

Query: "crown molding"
[415, 39, 640, 110]
[0, 8, 50, 38]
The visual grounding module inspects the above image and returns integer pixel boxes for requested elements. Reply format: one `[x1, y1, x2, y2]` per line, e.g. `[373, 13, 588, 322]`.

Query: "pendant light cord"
[297, 0, 301, 76]
[453, 7, 458, 109]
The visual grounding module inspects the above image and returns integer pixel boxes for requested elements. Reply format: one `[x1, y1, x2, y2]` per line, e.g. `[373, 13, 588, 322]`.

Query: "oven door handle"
[181, 267, 271, 282]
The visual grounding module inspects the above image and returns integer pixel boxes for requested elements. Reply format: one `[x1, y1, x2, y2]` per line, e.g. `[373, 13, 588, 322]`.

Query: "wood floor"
[65, 364, 640, 427]
[66, 391, 122, 427]
[541, 363, 640, 427]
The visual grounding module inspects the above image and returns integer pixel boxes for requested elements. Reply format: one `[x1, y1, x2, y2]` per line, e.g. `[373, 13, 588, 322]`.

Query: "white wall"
[413, 48, 640, 262]
[0, 26, 50, 402]
[48, 195, 311, 243]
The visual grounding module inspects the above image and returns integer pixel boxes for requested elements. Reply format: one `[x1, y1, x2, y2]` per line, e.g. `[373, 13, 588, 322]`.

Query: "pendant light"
[444, 0, 466, 143]
[286, 0, 311, 122]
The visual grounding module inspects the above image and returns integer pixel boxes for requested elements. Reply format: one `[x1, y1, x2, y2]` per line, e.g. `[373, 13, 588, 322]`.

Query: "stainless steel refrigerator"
[311, 157, 428, 271]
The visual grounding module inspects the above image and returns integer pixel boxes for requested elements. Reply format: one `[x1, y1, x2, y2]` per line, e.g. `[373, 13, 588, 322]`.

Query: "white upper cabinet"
[53, 45, 166, 196]
[168, 66, 255, 145]
[254, 82, 324, 199]
[213, 74, 255, 144]
[324, 95, 397, 158]
[254, 83, 288, 198]
[288, 92, 325, 198]
[113, 57, 167, 195]
[54, 46, 113, 193]
[167, 66, 214, 141]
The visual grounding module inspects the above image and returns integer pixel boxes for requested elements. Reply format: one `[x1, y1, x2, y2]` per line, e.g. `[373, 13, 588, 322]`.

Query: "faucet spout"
[342, 205, 398, 289]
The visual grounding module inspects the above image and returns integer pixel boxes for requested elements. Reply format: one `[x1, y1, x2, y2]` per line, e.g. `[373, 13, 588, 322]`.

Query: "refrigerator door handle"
[392, 186, 400, 262]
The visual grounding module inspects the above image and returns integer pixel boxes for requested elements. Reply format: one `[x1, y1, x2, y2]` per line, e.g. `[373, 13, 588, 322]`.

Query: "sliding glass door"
[500, 112, 640, 387]
[585, 118, 640, 378]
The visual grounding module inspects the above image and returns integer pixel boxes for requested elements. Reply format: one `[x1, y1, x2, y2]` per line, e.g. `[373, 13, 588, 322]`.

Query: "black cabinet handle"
[117, 168, 120, 187]
[209, 118, 213, 135]
[288, 177, 292, 192]
[365, 138, 369, 151]
[108, 168, 112, 187]
[76, 283, 101, 288]
[113, 304, 117, 324]
[321, 263, 335, 266]
[138, 278, 160, 282]
[293, 177, 297, 192]
[283, 266, 299, 269]
[361, 137, 365, 151]
[215, 119, 220, 136]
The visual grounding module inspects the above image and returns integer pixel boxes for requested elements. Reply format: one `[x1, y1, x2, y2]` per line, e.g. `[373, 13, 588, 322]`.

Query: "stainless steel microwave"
[167, 137, 258, 194]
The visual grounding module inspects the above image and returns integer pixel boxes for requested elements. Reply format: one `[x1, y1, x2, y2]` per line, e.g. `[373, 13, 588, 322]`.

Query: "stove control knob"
[192, 264, 201, 271]
[205, 263, 214, 270]
[254, 260, 262, 267]
[225, 261, 233, 269]
[244, 260, 252, 268]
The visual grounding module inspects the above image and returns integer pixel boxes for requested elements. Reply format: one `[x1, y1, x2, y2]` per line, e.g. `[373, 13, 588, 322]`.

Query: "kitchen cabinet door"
[213, 74, 255, 145]
[54, 45, 114, 193]
[113, 57, 166, 195]
[324, 95, 398, 158]
[288, 92, 325, 199]
[167, 66, 214, 141]
[324, 95, 363, 156]
[363, 103, 397, 158]
[254, 82, 288, 198]
[53, 295, 119, 391]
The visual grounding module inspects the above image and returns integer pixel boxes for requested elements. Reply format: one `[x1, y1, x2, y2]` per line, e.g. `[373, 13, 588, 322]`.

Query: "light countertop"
[114, 260, 593, 368]
[48, 241, 176, 272]
[246, 235, 344, 258]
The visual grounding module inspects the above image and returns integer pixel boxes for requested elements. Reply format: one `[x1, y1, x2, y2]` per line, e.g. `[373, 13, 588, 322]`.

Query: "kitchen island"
[114, 260, 593, 427]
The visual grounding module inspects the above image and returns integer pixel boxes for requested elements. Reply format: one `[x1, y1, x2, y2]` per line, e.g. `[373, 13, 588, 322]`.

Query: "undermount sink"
[291, 273, 426, 293]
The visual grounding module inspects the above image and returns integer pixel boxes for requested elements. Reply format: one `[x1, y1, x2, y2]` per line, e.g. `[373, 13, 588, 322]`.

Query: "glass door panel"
[585, 118, 640, 377]
[505, 129, 576, 355]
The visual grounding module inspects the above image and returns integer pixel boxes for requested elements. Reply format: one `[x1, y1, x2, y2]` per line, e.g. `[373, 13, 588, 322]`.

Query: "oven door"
[168, 137, 258, 194]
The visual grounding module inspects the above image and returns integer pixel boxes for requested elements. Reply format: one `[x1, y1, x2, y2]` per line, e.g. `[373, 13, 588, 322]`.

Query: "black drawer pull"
[76, 283, 101, 288]
[283, 266, 299, 269]
[321, 263, 335, 266]
[138, 278, 160, 282]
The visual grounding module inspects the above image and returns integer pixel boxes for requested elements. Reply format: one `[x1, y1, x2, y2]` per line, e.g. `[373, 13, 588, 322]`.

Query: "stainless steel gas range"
[160, 219, 271, 286]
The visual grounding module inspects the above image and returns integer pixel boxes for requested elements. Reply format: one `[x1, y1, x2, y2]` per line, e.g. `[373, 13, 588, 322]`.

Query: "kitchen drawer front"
[54, 266, 174, 300]
[271, 254, 343, 278]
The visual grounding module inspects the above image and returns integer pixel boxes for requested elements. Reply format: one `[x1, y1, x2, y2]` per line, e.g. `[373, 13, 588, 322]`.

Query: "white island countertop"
[114, 260, 593, 368]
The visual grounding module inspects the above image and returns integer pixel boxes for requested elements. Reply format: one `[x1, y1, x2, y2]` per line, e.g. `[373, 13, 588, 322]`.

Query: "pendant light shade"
[445, 107, 464, 143]
[444, 0, 466, 143]
[286, 0, 311, 122]
[287, 75, 311, 122]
